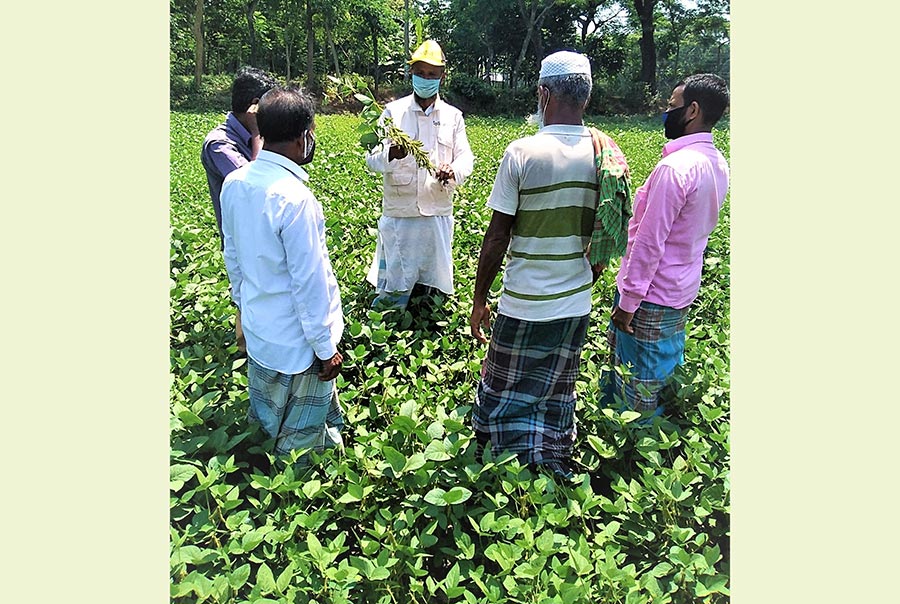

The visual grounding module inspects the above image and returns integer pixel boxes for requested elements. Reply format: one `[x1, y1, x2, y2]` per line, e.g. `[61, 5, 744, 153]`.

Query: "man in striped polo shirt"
[469, 51, 623, 479]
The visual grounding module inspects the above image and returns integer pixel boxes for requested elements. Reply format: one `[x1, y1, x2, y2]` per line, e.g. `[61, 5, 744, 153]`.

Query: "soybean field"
[170, 111, 731, 604]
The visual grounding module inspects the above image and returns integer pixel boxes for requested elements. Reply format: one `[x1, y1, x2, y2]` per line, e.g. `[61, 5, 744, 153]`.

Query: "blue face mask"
[412, 74, 441, 99]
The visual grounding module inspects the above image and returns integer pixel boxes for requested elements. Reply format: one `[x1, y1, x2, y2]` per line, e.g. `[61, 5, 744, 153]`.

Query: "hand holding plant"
[327, 74, 437, 175]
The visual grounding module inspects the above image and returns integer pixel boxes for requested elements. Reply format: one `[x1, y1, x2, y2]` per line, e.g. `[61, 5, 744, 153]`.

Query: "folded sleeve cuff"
[617, 292, 644, 314]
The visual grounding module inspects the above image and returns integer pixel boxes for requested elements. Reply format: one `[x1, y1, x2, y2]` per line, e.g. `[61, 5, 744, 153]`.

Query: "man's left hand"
[235, 308, 247, 355]
[611, 305, 635, 334]
[435, 163, 455, 184]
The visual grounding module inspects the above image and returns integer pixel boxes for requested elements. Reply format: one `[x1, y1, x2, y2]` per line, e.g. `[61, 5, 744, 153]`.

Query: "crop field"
[170, 111, 731, 604]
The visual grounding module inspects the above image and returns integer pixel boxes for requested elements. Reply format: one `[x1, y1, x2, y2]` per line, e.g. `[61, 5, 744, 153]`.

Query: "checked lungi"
[606, 293, 691, 413]
[247, 356, 345, 460]
[473, 313, 590, 465]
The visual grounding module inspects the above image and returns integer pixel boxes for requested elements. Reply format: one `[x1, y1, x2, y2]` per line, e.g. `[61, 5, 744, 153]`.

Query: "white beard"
[526, 99, 544, 129]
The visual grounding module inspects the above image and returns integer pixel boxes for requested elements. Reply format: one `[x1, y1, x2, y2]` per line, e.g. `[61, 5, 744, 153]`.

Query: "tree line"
[171, 0, 729, 113]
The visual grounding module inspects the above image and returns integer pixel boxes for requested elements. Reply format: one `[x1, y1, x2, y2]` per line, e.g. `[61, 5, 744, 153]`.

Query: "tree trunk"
[193, 0, 204, 91]
[372, 31, 380, 90]
[403, 0, 410, 81]
[634, 0, 657, 94]
[306, 0, 315, 89]
[246, 0, 259, 66]
[511, 0, 554, 89]
[325, 17, 340, 78]
[285, 32, 292, 82]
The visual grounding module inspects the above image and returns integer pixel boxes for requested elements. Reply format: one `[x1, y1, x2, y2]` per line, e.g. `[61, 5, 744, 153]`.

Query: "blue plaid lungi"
[473, 313, 590, 465]
[605, 292, 691, 413]
[247, 356, 345, 460]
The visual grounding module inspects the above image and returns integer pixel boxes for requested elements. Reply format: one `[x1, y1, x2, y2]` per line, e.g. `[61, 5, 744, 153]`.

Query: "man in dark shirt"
[201, 66, 277, 246]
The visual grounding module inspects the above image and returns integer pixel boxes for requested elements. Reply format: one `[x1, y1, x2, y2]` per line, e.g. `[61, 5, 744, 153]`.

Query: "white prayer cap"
[539, 51, 591, 79]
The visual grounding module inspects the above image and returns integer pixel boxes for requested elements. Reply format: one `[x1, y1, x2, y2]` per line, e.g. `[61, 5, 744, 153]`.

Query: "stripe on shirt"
[503, 280, 593, 301]
[520, 180, 597, 196]
[508, 250, 586, 261]
[513, 204, 595, 239]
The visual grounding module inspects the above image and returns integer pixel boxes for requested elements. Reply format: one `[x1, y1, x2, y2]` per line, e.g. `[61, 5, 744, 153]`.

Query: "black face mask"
[662, 104, 692, 140]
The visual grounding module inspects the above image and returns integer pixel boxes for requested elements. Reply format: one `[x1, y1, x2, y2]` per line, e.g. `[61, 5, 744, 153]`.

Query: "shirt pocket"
[436, 124, 455, 165]
[387, 155, 417, 187]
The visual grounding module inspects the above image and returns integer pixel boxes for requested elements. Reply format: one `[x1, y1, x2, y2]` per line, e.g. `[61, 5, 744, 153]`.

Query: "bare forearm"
[473, 231, 510, 304]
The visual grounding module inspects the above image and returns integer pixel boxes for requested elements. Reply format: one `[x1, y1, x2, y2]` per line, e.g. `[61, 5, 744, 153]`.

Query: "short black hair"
[231, 66, 278, 113]
[679, 73, 730, 127]
[256, 86, 315, 144]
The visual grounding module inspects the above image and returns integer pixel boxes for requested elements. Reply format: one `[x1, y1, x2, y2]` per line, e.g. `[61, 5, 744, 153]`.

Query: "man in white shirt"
[221, 86, 345, 462]
[365, 39, 475, 312]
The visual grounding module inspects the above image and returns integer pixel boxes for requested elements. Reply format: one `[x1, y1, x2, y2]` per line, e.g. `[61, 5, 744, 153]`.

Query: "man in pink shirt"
[607, 73, 730, 414]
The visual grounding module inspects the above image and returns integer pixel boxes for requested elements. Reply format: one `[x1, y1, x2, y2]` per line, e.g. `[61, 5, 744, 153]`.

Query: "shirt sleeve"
[449, 113, 474, 186]
[486, 144, 520, 216]
[364, 106, 394, 175]
[207, 138, 249, 179]
[280, 192, 339, 361]
[617, 164, 687, 313]
[220, 179, 244, 308]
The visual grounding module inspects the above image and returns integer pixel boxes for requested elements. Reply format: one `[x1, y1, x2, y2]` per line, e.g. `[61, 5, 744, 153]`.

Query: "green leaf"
[170, 464, 198, 491]
[257, 563, 276, 595]
[442, 486, 473, 505]
[568, 549, 592, 576]
[694, 574, 729, 597]
[403, 452, 427, 473]
[276, 562, 295, 593]
[178, 408, 204, 427]
[424, 487, 448, 506]
[241, 529, 266, 552]
[307, 533, 324, 564]
[586, 435, 617, 458]
[302, 479, 322, 499]
[353, 93, 374, 105]
[228, 564, 251, 590]
[382, 445, 407, 474]
[620, 410, 642, 423]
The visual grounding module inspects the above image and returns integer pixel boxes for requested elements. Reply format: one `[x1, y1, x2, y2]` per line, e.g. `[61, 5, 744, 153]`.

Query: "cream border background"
[6, 2, 898, 602]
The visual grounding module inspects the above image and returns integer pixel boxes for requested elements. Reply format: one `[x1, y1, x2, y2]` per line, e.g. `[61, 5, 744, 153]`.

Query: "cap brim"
[408, 58, 445, 66]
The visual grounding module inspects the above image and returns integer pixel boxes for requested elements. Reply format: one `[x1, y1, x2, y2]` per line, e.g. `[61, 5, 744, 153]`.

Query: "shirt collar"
[256, 149, 310, 182]
[538, 124, 588, 136]
[410, 94, 442, 116]
[225, 112, 253, 145]
[662, 132, 714, 157]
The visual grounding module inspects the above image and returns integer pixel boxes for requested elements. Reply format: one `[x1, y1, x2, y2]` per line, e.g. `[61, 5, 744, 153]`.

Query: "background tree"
[170, 0, 730, 113]
[630, 0, 657, 94]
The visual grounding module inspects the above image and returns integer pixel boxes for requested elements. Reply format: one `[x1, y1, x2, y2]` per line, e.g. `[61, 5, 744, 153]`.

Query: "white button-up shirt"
[365, 94, 474, 217]
[221, 150, 344, 374]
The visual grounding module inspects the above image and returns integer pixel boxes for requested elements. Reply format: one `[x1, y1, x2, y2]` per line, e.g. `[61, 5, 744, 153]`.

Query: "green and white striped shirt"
[488, 125, 597, 321]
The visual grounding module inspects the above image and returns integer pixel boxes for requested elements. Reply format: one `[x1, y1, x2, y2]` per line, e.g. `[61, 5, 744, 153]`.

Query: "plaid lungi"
[606, 293, 691, 413]
[473, 313, 590, 465]
[247, 356, 345, 459]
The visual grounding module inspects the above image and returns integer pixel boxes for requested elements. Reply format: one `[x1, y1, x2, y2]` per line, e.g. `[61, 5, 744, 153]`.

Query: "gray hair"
[538, 73, 592, 108]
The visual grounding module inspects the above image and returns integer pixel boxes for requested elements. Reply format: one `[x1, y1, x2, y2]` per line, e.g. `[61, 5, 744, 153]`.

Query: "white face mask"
[526, 88, 550, 128]
[299, 129, 315, 165]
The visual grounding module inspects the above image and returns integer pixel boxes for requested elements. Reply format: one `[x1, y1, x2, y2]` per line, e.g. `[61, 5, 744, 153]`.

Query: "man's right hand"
[318, 352, 343, 381]
[388, 144, 409, 161]
[470, 301, 492, 344]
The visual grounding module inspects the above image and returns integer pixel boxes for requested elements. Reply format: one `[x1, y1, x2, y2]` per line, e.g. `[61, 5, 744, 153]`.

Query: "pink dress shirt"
[616, 132, 729, 313]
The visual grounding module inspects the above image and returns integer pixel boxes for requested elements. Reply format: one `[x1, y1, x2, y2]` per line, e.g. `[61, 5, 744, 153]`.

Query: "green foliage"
[170, 110, 731, 603]
[171, 0, 729, 114]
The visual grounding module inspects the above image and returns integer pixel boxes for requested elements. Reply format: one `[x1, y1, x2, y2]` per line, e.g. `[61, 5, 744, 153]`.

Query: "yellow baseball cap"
[408, 40, 445, 66]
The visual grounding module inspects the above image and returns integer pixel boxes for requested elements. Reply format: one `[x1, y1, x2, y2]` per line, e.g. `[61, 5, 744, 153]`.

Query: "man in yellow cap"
[365, 39, 474, 313]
